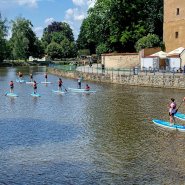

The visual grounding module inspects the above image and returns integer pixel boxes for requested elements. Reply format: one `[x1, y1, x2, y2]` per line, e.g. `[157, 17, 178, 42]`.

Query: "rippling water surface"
[0, 67, 185, 184]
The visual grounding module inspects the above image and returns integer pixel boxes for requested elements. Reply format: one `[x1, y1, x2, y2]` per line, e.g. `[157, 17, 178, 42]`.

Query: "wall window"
[175, 32, 179, 38]
[177, 8, 180, 15]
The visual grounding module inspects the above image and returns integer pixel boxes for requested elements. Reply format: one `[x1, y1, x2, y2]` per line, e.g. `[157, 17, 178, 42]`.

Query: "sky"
[0, 0, 96, 40]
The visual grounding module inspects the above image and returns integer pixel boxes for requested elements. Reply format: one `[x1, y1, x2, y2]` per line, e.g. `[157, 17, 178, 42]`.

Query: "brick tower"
[163, 0, 185, 52]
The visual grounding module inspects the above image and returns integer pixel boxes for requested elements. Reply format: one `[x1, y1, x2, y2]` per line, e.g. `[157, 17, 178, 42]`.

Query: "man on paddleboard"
[58, 78, 63, 91]
[45, 73, 48, 82]
[33, 80, 37, 94]
[169, 98, 177, 124]
[9, 81, 14, 93]
[18, 71, 23, 80]
[77, 76, 82, 89]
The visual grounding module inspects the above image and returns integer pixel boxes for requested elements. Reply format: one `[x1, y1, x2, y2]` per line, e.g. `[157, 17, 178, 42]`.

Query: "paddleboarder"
[58, 78, 63, 91]
[30, 73, 33, 82]
[44, 73, 48, 82]
[33, 80, 37, 94]
[169, 98, 177, 124]
[9, 80, 14, 93]
[85, 84, 90, 91]
[18, 71, 23, 80]
[77, 76, 82, 89]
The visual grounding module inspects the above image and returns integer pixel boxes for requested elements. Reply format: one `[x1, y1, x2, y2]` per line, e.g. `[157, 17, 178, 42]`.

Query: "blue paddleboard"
[152, 119, 185, 132]
[16, 79, 25, 83]
[52, 90, 66, 94]
[175, 112, 185, 121]
[31, 93, 41, 97]
[5, 92, 18, 97]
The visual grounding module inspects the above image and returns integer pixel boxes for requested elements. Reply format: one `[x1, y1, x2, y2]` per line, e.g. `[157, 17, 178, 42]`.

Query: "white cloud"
[65, 0, 96, 39]
[72, 0, 85, 7]
[44, 17, 55, 25]
[14, 0, 38, 7]
[34, 26, 43, 39]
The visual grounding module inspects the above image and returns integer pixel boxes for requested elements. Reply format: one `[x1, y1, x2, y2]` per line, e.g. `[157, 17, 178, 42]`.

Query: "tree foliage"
[42, 21, 76, 59]
[135, 34, 162, 52]
[0, 14, 9, 62]
[77, 0, 163, 53]
[10, 17, 42, 60]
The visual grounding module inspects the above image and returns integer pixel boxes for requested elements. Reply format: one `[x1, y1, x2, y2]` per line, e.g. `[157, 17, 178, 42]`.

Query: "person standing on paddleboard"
[33, 80, 37, 94]
[58, 78, 63, 91]
[169, 98, 177, 124]
[30, 73, 33, 82]
[9, 81, 14, 93]
[44, 73, 48, 82]
[77, 76, 82, 89]
[18, 71, 23, 80]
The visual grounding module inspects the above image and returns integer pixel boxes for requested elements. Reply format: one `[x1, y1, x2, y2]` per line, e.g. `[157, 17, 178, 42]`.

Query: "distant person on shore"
[33, 80, 37, 94]
[9, 81, 14, 93]
[58, 78, 63, 91]
[77, 76, 82, 89]
[169, 98, 177, 124]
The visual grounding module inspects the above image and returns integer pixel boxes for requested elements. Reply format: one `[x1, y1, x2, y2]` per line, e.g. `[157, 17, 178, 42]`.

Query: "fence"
[49, 63, 185, 77]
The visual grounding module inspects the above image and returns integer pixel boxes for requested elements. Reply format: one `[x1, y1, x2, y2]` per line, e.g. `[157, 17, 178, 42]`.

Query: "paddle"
[62, 84, 68, 92]
[176, 100, 184, 113]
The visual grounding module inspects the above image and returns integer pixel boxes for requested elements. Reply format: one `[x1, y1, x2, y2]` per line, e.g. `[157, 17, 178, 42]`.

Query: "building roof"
[150, 51, 167, 59]
[167, 47, 185, 57]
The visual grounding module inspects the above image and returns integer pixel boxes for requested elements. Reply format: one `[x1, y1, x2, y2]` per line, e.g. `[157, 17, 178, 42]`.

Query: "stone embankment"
[48, 67, 185, 90]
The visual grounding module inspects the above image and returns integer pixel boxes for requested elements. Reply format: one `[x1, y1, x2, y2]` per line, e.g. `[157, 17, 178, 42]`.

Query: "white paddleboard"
[41, 82, 52, 84]
[52, 90, 66, 94]
[6, 92, 18, 97]
[68, 87, 96, 93]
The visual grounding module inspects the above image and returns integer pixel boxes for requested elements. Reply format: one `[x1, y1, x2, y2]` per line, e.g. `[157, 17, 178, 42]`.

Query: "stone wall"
[48, 67, 185, 90]
[101, 53, 139, 69]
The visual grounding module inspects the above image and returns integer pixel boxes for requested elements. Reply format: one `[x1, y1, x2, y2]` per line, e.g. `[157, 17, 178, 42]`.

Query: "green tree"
[135, 34, 162, 52]
[42, 21, 76, 59]
[10, 17, 42, 60]
[0, 14, 9, 62]
[46, 42, 63, 59]
[77, 0, 163, 53]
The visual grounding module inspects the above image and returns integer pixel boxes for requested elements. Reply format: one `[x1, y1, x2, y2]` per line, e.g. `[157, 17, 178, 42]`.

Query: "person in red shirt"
[85, 84, 90, 91]
[58, 78, 63, 91]
[9, 81, 14, 93]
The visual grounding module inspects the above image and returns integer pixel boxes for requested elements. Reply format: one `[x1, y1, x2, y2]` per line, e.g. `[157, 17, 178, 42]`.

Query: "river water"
[0, 66, 185, 184]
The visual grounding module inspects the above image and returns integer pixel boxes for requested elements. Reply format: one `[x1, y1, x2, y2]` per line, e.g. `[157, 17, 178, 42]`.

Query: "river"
[0, 66, 185, 184]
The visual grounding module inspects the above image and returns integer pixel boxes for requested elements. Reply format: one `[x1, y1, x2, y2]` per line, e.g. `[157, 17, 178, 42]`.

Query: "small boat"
[68, 87, 96, 93]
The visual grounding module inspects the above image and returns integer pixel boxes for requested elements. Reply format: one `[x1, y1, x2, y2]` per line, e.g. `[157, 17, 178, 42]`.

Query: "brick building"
[163, 0, 185, 52]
